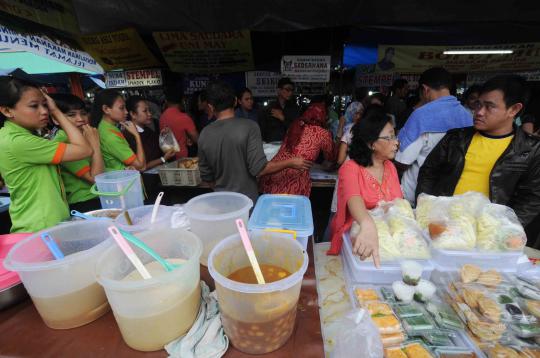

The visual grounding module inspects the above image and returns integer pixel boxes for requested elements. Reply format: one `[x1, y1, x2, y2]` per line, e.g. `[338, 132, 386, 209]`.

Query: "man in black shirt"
[258, 77, 301, 143]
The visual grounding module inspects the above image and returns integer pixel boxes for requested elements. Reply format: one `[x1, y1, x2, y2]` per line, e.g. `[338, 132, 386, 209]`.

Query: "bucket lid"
[0, 234, 31, 289]
[248, 194, 313, 238]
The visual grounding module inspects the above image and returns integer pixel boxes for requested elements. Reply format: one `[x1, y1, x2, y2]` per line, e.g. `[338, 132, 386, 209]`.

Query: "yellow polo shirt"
[454, 132, 513, 197]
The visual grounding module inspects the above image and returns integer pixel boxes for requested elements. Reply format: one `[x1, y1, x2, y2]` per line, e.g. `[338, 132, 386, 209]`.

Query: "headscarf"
[284, 103, 327, 152]
[344, 101, 363, 126]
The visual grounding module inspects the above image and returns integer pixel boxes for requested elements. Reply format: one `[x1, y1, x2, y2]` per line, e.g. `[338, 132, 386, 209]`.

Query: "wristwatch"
[160, 157, 166, 163]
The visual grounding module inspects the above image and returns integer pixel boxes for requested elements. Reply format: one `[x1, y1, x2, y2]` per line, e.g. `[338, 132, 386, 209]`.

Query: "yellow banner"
[153, 30, 254, 73]
[78, 28, 161, 71]
[0, 0, 79, 33]
[377, 43, 540, 73]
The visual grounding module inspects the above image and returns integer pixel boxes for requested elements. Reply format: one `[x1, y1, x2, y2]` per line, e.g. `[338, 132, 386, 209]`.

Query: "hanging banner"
[0, 0, 79, 33]
[377, 43, 540, 73]
[153, 30, 254, 73]
[281, 55, 331, 82]
[396, 73, 421, 89]
[105, 69, 162, 88]
[182, 75, 212, 95]
[356, 73, 394, 87]
[79, 28, 161, 71]
[0, 24, 103, 74]
[467, 70, 540, 85]
[245, 71, 281, 97]
[296, 82, 326, 95]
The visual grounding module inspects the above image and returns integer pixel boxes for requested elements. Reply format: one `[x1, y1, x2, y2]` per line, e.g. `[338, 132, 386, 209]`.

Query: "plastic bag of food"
[350, 212, 400, 261]
[415, 193, 442, 229]
[159, 127, 180, 153]
[388, 214, 430, 259]
[430, 218, 477, 250]
[330, 309, 384, 358]
[378, 198, 415, 219]
[477, 203, 526, 251]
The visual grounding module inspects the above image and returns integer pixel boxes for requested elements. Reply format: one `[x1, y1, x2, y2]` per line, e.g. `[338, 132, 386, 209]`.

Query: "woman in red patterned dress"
[259, 103, 336, 196]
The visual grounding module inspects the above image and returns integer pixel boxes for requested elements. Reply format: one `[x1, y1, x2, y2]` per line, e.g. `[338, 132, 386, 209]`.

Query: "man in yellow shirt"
[417, 75, 540, 246]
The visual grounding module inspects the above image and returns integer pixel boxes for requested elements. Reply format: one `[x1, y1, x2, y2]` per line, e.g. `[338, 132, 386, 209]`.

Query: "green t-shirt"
[0, 121, 70, 232]
[98, 120, 136, 172]
[53, 130, 97, 204]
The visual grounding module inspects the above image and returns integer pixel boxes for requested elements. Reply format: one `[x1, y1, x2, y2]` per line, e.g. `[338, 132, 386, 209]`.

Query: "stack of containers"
[248, 194, 313, 250]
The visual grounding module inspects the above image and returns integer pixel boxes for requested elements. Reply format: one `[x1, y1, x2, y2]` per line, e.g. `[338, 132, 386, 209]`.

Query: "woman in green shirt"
[0, 77, 92, 232]
[90, 89, 146, 172]
[50, 93, 104, 212]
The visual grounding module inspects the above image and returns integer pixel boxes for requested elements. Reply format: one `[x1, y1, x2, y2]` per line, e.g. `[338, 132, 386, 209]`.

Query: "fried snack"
[521, 348, 540, 358]
[177, 158, 199, 169]
[462, 287, 484, 309]
[477, 270, 502, 288]
[477, 296, 501, 323]
[467, 319, 506, 341]
[489, 344, 521, 358]
[385, 347, 408, 358]
[403, 342, 433, 358]
[526, 299, 540, 319]
[366, 301, 394, 316]
[460, 264, 482, 284]
[381, 331, 406, 347]
[354, 288, 379, 304]
[371, 314, 401, 334]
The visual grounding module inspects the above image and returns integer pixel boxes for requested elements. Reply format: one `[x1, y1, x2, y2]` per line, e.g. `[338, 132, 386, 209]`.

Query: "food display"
[177, 157, 199, 169]
[476, 203, 526, 252]
[384, 341, 435, 358]
[350, 199, 430, 261]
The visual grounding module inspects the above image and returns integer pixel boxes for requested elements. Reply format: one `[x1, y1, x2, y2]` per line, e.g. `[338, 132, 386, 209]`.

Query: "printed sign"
[153, 30, 254, 73]
[0, 0, 79, 33]
[281, 55, 331, 83]
[79, 28, 160, 71]
[105, 69, 162, 88]
[245, 71, 281, 97]
[377, 43, 540, 73]
[356, 73, 394, 87]
[0, 23, 103, 73]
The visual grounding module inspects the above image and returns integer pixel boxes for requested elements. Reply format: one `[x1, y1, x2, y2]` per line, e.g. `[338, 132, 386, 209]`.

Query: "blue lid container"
[248, 194, 314, 238]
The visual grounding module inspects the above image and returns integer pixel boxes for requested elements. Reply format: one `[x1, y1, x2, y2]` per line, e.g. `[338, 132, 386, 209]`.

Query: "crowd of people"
[0, 67, 539, 260]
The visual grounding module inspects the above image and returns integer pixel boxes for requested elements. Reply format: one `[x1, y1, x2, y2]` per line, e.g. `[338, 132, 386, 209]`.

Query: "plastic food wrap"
[159, 127, 180, 153]
[381, 198, 415, 220]
[330, 309, 384, 358]
[477, 203, 526, 252]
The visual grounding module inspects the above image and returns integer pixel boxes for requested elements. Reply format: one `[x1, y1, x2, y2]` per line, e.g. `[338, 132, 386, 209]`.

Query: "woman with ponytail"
[327, 107, 401, 267]
[91, 89, 146, 171]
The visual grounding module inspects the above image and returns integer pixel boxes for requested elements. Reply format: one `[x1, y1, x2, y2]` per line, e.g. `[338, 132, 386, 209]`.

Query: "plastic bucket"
[96, 228, 202, 351]
[91, 170, 143, 210]
[3, 221, 113, 329]
[208, 231, 308, 354]
[185, 192, 253, 266]
[114, 205, 176, 234]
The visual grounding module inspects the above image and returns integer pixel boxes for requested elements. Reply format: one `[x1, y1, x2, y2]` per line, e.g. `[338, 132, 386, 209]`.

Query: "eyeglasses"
[378, 135, 399, 142]
[281, 87, 294, 92]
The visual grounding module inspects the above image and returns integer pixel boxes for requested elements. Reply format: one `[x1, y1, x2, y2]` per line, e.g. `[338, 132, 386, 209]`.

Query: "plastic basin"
[185, 192, 253, 266]
[208, 231, 308, 354]
[114, 205, 175, 234]
[3, 221, 113, 329]
[96, 228, 202, 352]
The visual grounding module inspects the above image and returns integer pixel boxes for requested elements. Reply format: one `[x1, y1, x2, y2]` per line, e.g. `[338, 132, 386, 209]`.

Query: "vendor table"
[0, 241, 324, 358]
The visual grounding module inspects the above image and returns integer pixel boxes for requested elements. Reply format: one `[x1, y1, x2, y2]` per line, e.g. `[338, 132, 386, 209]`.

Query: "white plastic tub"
[114, 205, 176, 234]
[342, 233, 433, 284]
[185, 192, 253, 266]
[431, 246, 524, 272]
[3, 221, 113, 329]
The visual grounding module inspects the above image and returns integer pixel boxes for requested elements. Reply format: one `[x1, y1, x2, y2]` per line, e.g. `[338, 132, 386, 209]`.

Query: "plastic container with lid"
[342, 233, 434, 284]
[91, 170, 143, 209]
[185, 192, 253, 266]
[96, 228, 202, 352]
[208, 231, 308, 355]
[431, 246, 524, 272]
[3, 221, 113, 329]
[248, 194, 313, 250]
[114, 205, 176, 234]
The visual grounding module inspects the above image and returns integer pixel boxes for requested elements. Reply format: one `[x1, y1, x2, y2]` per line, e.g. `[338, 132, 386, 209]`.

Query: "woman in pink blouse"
[327, 107, 401, 267]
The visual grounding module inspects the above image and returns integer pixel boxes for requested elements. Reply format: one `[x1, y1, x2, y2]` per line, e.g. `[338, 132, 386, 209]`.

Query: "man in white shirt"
[395, 67, 472, 205]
